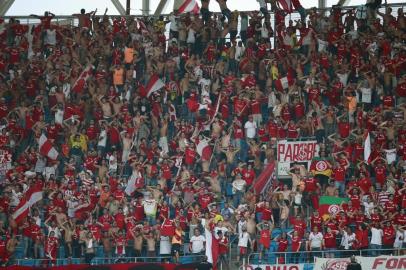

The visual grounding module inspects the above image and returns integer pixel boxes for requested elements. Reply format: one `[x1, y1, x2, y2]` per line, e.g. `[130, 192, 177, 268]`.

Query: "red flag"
[364, 132, 371, 164]
[71, 65, 92, 93]
[252, 162, 275, 194]
[12, 186, 43, 224]
[139, 74, 165, 98]
[205, 227, 219, 270]
[278, 0, 293, 12]
[196, 139, 212, 161]
[177, 0, 200, 15]
[39, 134, 58, 160]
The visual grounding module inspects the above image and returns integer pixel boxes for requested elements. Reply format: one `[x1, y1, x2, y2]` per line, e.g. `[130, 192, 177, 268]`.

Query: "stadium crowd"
[0, 0, 406, 267]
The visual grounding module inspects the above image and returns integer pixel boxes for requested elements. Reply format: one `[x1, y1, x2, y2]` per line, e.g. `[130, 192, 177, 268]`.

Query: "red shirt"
[242, 168, 255, 186]
[259, 229, 271, 248]
[262, 208, 273, 221]
[294, 102, 305, 118]
[198, 194, 212, 209]
[114, 213, 125, 229]
[277, 238, 288, 252]
[304, 177, 318, 192]
[251, 100, 261, 115]
[333, 167, 346, 182]
[291, 235, 301, 252]
[311, 215, 323, 231]
[323, 232, 337, 249]
[338, 121, 350, 138]
[374, 166, 386, 184]
[219, 236, 229, 254]
[355, 229, 369, 249]
[382, 226, 395, 246]
[185, 147, 197, 165]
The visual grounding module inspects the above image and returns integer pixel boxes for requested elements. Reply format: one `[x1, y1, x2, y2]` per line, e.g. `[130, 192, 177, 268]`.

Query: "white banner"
[247, 264, 304, 270]
[314, 255, 406, 270]
[277, 140, 317, 177]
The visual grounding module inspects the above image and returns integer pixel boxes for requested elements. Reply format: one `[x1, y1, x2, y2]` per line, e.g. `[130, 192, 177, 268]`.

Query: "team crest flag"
[310, 157, 332, 177]
[319, 196, 349, 220]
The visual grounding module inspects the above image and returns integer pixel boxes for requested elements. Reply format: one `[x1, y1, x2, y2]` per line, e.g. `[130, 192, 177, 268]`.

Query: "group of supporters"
[0, 0, 405, 267]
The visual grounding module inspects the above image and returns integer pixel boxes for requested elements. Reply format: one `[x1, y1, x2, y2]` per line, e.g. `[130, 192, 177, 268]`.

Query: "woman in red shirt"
[288, 230, 302, 263]
[276, 232, 289, 264]
[323, 227, 337, 258]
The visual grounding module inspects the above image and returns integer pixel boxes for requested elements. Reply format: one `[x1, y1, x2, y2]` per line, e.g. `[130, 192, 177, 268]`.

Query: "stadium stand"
[0, 0, 405, 268]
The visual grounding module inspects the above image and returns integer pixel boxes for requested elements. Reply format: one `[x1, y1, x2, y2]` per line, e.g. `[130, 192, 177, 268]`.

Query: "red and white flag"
[177, 0, 200, 15]
[205, 226, 219, 270]
[364, 132, 371, 164]
[71, 65, 93, 93]
[274, 75, 294, 91]
[196, 139, 212, 161]
[125, 170, 143, 196]
[12, 186, 43, 224]
[137, 19, 149, 34]
[278, 0, 293, 12]
[39, 134, 58, 160]
[139, 74, 165, 98]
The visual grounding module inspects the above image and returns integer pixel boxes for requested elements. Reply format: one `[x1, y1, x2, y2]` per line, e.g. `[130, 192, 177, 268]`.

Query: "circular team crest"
[328, 204, 340, 215]
[316, 160, 328, 171]
[321, 259, 350, 270]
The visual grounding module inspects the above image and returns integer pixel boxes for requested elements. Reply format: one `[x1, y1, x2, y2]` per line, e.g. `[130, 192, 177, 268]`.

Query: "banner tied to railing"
[247, 264, 304, 270]
[314, 255, 406, 270]
[277, 140, 317, 176]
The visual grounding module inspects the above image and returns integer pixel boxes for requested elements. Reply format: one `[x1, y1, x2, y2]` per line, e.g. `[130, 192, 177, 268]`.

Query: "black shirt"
[346, 262, 362, 270]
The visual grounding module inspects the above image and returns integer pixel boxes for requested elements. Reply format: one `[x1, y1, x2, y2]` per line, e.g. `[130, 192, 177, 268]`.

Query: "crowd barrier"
[13, 254, 205, 266]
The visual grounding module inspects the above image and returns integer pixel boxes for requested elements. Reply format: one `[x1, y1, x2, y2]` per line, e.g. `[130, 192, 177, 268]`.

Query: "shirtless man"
[121, 131, 133, 163]
[147, 184, 163, 202]
[288, 164, 307, 192]
[98, 231, 111, 259]
[221, 146, 240, 165]
[144, 231, 158, 257]
[131, 227, 144, 257]
[212, 118, 226, 139]
[98, 96, 113, 120]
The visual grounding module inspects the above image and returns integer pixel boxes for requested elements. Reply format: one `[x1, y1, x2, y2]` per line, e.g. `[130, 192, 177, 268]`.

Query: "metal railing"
[14, 254, 205, 266]
[248, 248, 406, 265]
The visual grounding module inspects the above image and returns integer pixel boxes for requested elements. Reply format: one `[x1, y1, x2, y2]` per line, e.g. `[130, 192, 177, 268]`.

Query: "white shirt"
[309, 232, 323, 248]
[235, 46, 245, 61]
[244, 120, 257, 139]
[45, 29, 56, 45]
[214, 226, 229, 236]
[187, 28, 196, 44]
[190, 235, 205, 253]
[143, 199, 157, 216]
[363, 201, 375, 217]
[232, 179, 246, 192]
[361, 87, 372, 103]
[160, 236, 171, 255]
[238, 232, 250, 247]
[55, 109, 64, 125]
[370, 227, 383, 245]
[384, 149, 396, 164]
[98, 130, 107, 147]
[169, 15, 178, 31]
[340, 231, 356, 249]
